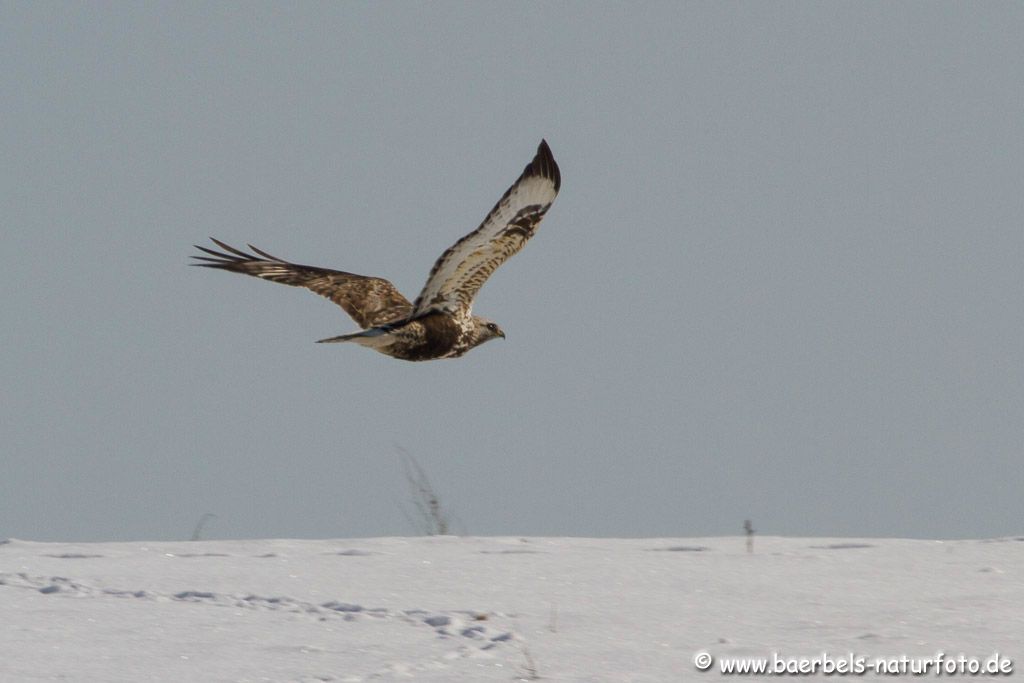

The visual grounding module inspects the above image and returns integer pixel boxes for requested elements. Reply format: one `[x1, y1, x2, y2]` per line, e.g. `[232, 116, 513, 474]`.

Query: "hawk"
[192, 140, 560, 361]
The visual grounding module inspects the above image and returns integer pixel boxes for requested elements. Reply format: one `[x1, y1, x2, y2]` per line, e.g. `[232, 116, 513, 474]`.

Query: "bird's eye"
[487, 323, 497, 331]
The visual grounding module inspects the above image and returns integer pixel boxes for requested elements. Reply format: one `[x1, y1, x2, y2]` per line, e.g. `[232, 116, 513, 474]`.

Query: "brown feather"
[190, 240, 412, 328]
[411, 139, 561, 317]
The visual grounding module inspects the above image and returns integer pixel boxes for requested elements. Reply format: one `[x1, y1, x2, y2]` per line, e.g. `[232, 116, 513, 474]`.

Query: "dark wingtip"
[209, 238, 255, 259]
[191, 238, 286, 267]
[247, 243, 283, 262]
[529, 139, 561, 193]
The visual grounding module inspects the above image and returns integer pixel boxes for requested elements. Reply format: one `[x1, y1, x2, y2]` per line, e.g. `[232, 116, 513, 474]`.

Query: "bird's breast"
[388, 313, 469, 361]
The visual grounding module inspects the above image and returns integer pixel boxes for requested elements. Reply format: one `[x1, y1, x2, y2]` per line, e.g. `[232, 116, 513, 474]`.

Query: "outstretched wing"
[411, 140, 560, 317]
[191, 239, 412, 328]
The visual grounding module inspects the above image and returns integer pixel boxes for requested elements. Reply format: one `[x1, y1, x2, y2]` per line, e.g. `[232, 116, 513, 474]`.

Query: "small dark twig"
[190, 513, 217, 542]
[519, 636, 541, 680]
[395, 446, 451, 536]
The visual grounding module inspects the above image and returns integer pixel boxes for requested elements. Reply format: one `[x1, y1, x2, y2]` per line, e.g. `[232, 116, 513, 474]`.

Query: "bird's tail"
[316, 327, 388, 345]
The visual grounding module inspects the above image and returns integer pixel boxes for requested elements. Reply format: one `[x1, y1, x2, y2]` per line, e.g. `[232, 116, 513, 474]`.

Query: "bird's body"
[192, 140, 560, 361]
[322, 312, 477, 361]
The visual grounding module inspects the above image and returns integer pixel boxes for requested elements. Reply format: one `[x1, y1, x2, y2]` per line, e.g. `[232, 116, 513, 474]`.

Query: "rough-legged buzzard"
[192, 140, 560, 361]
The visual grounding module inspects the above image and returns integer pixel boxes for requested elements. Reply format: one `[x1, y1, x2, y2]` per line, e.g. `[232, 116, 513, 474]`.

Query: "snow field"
[2, 536, 1022, 681]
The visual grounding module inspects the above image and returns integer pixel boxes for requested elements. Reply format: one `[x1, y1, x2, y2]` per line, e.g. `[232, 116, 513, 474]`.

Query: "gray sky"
[2, 2, 1021, 542]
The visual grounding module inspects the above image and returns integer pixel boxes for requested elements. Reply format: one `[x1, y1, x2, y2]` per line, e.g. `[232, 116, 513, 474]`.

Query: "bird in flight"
[192, 140, 560, 361]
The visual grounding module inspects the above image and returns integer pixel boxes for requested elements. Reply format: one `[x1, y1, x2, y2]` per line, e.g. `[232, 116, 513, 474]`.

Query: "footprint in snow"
[331, 549, 374, 556]
[479, 549, 544, 555]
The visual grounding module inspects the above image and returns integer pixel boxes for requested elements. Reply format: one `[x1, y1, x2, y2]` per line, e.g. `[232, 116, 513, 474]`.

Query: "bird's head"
[470, 316, 506, 347]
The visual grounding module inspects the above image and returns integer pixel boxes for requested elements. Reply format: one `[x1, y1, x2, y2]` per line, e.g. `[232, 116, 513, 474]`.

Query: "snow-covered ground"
[3, 536, 1021, 681]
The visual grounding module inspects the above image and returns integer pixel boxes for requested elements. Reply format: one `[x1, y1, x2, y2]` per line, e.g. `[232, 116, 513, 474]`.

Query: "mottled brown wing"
[191, 239, 412, 328]
[411, 140, 561, 317]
